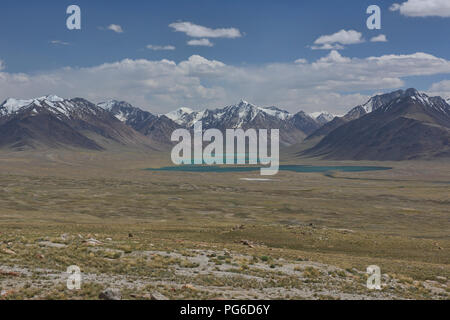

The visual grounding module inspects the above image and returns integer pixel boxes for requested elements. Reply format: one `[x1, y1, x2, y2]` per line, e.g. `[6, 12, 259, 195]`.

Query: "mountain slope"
[306, 89, 441, 142]
[0, 96, 154, 151]
[302, 89, 450, 160]
[99, 100, 180, 144]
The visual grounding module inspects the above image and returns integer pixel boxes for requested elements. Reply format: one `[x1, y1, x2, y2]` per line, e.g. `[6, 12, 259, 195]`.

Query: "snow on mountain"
[310, 111, 335, 124]
[99, 100, 140, 122]
[376, 89, 450, 118]
[0, 95, 85, 120]
[165, 100, 294, 128]
[97, 100, 118, 111]
[0, 95, 66, 115]
[345, 89, 450, 120]
[165, 107, 194, 121]
[165, 107, 202, 126]
[260, 105, 292, 120]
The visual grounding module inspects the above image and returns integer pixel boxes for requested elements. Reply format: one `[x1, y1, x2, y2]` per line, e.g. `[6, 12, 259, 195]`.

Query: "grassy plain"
[0, 149, 448, 299]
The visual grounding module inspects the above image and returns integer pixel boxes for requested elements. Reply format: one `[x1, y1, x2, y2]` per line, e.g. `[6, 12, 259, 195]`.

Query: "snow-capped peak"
[310, 111, 333, 119]
[97, 100, 119, 110]
[0, 95, 107, 120]
[165, 107, 196, 124]
[359, 88, 450, 116]
[1, 95, 66, 114]
[260, 106, 292, 120]
[309, 111, 335, 124]
[165, 100, 295, 128]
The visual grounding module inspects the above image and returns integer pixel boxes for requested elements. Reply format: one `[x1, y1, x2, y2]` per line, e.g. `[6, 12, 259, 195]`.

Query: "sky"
[1, 0, 450, 114]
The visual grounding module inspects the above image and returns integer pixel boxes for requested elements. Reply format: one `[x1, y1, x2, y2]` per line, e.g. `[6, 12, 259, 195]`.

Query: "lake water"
[146, 165, 391, 173]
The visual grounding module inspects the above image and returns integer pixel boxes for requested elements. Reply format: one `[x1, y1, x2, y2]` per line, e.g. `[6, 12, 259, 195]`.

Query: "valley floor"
[0, 150, 448, 300]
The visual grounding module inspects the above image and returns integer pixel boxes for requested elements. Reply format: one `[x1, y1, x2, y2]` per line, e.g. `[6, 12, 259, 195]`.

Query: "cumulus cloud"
[169, 21, 242, 38]
[311, 29, 364, 50]
[390, 0, 450, 17]
[107, 24, 124, 33]
[1, 51, 450, 114]
[428, 80, 450, 98]
[146, 45, 176, 51]
[370, 34, 388, 42]
[187, 38, 214, 47]
[315, 50, 351, 64]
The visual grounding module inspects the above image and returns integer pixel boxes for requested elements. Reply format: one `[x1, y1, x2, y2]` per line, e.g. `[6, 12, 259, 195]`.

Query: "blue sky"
[1, 0, 450, 113]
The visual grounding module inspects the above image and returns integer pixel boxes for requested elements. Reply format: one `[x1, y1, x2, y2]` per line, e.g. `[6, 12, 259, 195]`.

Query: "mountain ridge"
[301, 89, 450, 160]
[0, 96, 156, 151]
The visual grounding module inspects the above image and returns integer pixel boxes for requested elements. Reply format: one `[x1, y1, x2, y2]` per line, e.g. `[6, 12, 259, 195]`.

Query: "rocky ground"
[1, 229, 448, 300]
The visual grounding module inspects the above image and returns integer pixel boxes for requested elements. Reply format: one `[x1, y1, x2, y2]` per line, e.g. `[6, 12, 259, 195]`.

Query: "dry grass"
[0, 149, 448, 299]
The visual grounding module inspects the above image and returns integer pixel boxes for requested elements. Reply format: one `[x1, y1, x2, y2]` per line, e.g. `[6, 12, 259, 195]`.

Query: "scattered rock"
[240, 240, 254, 248]
[182, 284, 197, 291]
[38, 241, 67, 249]
[149, 292, 169, 300]
[337, 228, 355, 234]
[84, 238, 102, 246]
[1, 248, 16, 255]
[99, 288, 122, 300]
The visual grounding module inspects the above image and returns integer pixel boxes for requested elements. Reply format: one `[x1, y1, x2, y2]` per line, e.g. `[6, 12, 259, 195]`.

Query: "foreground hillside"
[0, 151, 448, 300]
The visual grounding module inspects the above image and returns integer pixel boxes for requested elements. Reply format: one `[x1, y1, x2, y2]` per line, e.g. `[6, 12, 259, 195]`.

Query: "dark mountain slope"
[301, 90, 450, 160]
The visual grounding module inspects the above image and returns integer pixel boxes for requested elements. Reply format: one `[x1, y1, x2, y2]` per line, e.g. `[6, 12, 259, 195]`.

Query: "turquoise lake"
[146, 165, 392, 173]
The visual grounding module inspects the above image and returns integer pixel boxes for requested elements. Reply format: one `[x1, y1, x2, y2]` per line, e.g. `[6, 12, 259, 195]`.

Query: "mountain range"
[302, 89, 450, 160]
[1, 89, 449, 160]
[0, 96, 155, 151]
[100, 99, 324, 146]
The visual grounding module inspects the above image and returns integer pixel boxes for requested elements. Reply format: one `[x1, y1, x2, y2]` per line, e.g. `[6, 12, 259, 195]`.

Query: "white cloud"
[390, 0, 450, 17]
[315, 50, 351, 64]
[294, 58, 307, 64]
[311, 29, 364, 50]
[310, 43, 345, 50]
[430, 80, 450, 91]
[187, 38, 214, 47]
[428, 80, 450, 98]
[146, 45, 176, 51]
[370, 34, 388, 42]
[1, 51, 450, 114]
[50, 40, 70, 46]
[169, 21, 242, 38]
[107, 24, 124, 33]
